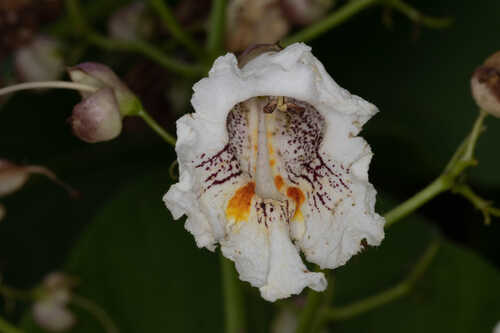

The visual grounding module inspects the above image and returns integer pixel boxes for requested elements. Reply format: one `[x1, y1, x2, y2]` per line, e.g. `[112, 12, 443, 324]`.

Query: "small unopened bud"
[471, 51, 500, 117]
[0, 160, 30, 197]
[280, 0, 333, 25]
[70, 87, 123, 143]
[14, 35, 65, 82]
[33, 272, 76, 332]
[0, 159, 77, 198]
[108, 2, 154, 42]
[68, 62, 140, 116]
[33, 297, 76, 332]
[226, 0, 290, 52]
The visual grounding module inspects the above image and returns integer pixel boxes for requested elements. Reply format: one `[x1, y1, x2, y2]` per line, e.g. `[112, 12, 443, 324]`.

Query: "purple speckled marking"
[193, 96, 353, 223]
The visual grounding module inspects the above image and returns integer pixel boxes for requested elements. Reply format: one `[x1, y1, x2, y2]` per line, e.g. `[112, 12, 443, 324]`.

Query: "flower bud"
[280, 0, 333, 25]
[0, 159, 77, 197]
[70, 87, 123, 143]
[33, 272, 76, 332]
[226, 0, 290, 52]
[68, 62, 140, 116]
[471, 51, 500, 117]
[0, 159, 30, 197]
[108, 2, 154, 42]
[33, 297, 76, 332]
[14, 35, 65, 82]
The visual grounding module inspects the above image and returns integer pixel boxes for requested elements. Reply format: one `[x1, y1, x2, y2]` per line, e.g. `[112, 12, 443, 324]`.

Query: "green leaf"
[61, 169, 223, 333]
[18, 172, 500, 333]
[330, 203, 500, 332]
[311, 0, 500, 188]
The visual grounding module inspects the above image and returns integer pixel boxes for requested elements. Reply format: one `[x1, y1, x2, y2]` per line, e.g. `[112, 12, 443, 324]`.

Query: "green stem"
[207, 0, 227, 59]
[295, 290, 324, 333]
[65, 0, 87, 34]
[384, 177, 449, 227]
[282, 0, 452, 46]
[136, 109, 177, 147]
[65, 0, 204, 77]
[282, 0, 379, 46]
[383, 0, 453, 29]
[148, 0, 203, 57]
[220, 254, 246, 333]
[0, 286, 35, 302]
[384, 111, 488, 228]
[0, 317, 23, 333]
[322, 241, 439, 321]
[51, 0, 132, 36]
[325, 283, 408, 321]
[452, 184, 500, 225]
[71, 294, 119, 333]
[462, 110, 487, 162]
[87, 33, 205, 77]
[309, 273, 335, 333]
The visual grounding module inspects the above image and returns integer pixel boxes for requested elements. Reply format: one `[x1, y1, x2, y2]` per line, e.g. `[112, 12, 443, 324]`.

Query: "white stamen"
[0, 81, 98, 96]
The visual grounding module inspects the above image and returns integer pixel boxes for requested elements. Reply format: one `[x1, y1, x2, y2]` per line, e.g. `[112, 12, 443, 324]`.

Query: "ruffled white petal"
[261, 215, 326, 301]
[164, 42, 384, 301]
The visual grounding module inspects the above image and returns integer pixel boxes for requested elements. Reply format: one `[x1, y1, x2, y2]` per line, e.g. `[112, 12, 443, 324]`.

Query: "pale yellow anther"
[277, 96, 287, 112]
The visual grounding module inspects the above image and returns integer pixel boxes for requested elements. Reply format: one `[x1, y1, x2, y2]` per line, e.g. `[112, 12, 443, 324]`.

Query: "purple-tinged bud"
[108, 2, 153, 42]
[14, 35, 65, 82]
[68, 62, 141, 116]
[70, 87, 123, 143]
[33, 272, 76, 332]
[471, 51, 500, 117]
[0, 159, 77, 197]
[226, 0, 290, 52]
[280, 0, 333, 25]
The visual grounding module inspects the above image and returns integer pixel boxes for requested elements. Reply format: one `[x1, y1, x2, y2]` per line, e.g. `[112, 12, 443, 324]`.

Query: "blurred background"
[0, 0, 499, 332]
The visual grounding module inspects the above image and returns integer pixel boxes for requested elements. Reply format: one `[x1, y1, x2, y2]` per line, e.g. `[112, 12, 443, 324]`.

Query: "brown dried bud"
[471, 51, 500, 117]
[280, 0, 333, 26]
[108, 2, 154, 42]
[14, 35, 65, 82]
[226, 0, 290, 52]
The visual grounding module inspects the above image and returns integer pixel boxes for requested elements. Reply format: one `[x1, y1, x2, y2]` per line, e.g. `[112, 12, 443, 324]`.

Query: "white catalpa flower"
[164, 43, 385, 302]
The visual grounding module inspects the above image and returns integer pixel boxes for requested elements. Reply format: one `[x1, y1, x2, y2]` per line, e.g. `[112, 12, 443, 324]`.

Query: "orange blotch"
[274, 175, 284, 191]
[267, 143, 274, 155]
[226, 182, 255, 222]
[287, 187, 305, 221]
[270, 159, 276, 167]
